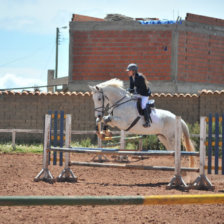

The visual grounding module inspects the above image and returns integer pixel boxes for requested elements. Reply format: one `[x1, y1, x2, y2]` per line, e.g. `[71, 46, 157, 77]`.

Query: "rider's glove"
[127, 88, 135, 94]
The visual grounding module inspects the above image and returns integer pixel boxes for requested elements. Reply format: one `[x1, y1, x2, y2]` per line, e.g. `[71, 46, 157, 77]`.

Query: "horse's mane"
[97, 78, 124, 89]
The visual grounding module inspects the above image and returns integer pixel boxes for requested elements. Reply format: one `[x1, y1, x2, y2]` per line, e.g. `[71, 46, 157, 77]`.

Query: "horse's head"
[89, 85, 108, 120]
[89, 79, 126, 121]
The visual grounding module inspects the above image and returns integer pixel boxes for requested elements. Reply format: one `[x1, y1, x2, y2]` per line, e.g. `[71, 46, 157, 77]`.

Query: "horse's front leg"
[103, 115, 126, 130]
[103, 115, 113, 125]
[95, 117, 113, 139]
[103, 115, 122, 127]
[101, 115, 113, 138]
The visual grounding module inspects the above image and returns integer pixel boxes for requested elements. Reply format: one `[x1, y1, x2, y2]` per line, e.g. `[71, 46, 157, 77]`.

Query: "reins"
[94, 90, 136, 116]
[94, 89, 141, 132]
[108, 96, 135, 113]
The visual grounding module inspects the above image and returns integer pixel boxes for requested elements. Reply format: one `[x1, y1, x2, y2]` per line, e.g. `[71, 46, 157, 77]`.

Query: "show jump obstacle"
[34, 111, 223, 190]
[1, 194, 224, 206]
[191, 114, 224, 189]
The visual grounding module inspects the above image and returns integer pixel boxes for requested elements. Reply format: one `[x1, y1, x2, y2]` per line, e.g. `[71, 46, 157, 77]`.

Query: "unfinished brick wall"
[178, 31, 224, 84]
[71, 30, 172, 82]
[186, 13, 224, 27]
[72, 14, 104, 22]
[69, 13, 224, 93]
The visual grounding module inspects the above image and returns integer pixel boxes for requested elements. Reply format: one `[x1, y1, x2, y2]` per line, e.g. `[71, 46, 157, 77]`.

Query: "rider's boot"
[143, 110, 150, 128]
[143, 104, 151, 128]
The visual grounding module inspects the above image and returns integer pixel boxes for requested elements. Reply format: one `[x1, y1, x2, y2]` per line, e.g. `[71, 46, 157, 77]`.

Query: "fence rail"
[0, 128, 202, 150]
[0, 129, 120, 150]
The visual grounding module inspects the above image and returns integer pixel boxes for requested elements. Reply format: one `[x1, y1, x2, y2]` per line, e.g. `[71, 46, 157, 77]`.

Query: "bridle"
[94, 90, 109, 117]
[94, 89, 135, 118]
[94, 89, 141, 132]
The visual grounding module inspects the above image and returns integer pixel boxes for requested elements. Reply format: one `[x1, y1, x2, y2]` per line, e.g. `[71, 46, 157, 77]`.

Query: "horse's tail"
[181, 119, 195, 167]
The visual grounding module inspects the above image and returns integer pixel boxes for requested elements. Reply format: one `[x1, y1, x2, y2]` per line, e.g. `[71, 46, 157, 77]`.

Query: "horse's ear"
[89, 85, 96, 92]
[89, 85, 101, 92]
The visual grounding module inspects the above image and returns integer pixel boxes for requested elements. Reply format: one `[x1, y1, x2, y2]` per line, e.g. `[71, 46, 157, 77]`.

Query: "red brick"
[70, 26, 224, 85]
[72, 14, 104, 22]
[186, 13, 224, 27]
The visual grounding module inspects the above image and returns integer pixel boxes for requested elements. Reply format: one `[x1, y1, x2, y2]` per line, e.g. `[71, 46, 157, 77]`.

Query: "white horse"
[89, 78, 195, 167]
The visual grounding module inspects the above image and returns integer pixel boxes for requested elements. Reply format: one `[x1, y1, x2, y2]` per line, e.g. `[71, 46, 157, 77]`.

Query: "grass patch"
[0, 143, 43, 154]
[0, 122, 201, 154]
[0, 138, 97, 154]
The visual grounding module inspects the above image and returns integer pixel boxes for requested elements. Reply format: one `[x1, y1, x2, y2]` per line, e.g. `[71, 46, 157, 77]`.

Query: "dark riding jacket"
[129, 73, 151, 96]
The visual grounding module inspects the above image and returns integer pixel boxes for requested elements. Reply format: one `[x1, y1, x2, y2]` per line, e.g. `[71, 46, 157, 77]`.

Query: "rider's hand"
[127, 88, 134, 94]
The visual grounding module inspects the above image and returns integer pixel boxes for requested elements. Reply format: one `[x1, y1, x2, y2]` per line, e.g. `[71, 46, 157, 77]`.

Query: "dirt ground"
[0, 153, 224, 224]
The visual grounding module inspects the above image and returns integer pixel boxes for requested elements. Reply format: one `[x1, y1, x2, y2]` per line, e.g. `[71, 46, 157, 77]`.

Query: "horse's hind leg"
[157, 134, 173, 150]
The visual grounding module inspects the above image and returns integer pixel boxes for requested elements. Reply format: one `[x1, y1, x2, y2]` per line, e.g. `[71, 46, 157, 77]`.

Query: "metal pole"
[167, 116, 188, 189]
[199, 116, 206, 176]
[57, 114, 77, 182]
[34, 114, 54, 182]
[174, 116, 181, 176]
[120, 130, 126, 149]
[65, 114, 71, 171]
[55, 27, 59, 79]
[191, 116, 214, 190]
[12, 129, 16, 150]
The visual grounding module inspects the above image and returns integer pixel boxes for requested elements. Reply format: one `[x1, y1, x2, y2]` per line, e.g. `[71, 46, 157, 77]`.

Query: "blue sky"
[0, 0, 223, 91]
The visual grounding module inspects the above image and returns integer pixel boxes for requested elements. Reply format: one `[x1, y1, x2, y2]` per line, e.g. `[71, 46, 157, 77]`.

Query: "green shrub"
[0, 121, 203, 153]
[142, 135, 165, 150]
[187, 122, 200, 151]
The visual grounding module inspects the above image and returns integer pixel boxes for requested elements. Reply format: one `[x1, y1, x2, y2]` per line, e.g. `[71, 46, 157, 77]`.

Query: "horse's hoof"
[96, 132, 105, 140]
[99, 132, 105, 139]
[103, 116, 112, 123]
[105, 130, 112, 137]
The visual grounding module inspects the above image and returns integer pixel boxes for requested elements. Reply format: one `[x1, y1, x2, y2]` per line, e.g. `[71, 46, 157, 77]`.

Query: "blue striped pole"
[222, 114, 224, 175]
[206, 114, 224, 175]
[50, 147, 199, 157]
[215, 113, 219, 174]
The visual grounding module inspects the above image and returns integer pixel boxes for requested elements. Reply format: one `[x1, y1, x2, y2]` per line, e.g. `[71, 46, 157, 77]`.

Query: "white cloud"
[0, 0, 178, 34]
[0, 68, 46, 90]
[1, 0, 223, 35]
[0, 0, 73, 34]
[0, 16, 37, 31]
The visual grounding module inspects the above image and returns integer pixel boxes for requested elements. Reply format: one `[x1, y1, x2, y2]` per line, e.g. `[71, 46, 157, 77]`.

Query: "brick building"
[67, 13, 224, 93]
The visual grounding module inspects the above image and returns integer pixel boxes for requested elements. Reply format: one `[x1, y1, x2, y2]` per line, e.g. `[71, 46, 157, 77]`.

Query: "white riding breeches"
[140, 96, 149, 110]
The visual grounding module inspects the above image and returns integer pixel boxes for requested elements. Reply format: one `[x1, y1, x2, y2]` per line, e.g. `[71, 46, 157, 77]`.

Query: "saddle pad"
[150, 109, 160, 123]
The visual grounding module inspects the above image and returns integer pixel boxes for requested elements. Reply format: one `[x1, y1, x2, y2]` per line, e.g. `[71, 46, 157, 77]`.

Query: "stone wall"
[0, 90, 223, 142]
[0, 91, 95, 142]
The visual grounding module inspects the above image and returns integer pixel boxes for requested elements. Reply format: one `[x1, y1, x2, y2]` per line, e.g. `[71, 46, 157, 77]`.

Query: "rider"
[126, 63, 152, 127]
